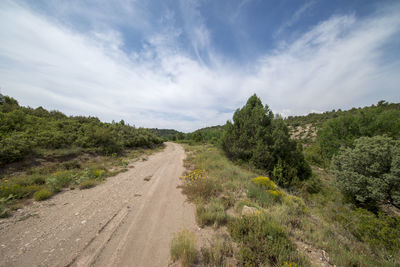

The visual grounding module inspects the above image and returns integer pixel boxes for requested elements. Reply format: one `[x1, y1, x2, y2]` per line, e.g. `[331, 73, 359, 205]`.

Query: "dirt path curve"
[0, 142, 197, 267]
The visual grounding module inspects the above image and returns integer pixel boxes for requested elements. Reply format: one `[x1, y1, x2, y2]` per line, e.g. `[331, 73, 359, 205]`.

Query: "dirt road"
[0, 142, 198, 267]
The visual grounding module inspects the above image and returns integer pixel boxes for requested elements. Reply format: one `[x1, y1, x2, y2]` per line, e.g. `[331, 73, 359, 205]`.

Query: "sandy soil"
[0, 142, 199, 267]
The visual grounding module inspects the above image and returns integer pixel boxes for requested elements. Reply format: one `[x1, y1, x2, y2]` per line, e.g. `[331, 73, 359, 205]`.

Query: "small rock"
[241, 205, 258, 216]
[76, 238, 81, 242]
[81, 220, 87, 225]
[75, 212, 79, 216]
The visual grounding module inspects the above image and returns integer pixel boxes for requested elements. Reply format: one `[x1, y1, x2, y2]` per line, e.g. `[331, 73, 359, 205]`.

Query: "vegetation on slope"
[150, 128, 184, 141]
[0, 94, 163, 217]
[175, 97, 400, 266]
[0, 94, 163, 166]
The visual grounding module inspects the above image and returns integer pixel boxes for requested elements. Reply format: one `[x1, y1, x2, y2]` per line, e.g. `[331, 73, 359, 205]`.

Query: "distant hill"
[150, 128, 184, 140]
[284, 100, 400, 166]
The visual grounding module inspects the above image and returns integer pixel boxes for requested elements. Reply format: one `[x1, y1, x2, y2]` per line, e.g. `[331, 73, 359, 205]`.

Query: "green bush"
[46, 171, 75, 192]
[332, 135, 400, 211]
[301, 174, 322, 194]
[33, 189, 53, 201]
[79, 179, 98, 190]
[247, 182, 274, 207]
[347, 208, 400, 254]
[0, 133, 35, 165]
[0, 183, 40, 199]
[222, 94, 311, 187]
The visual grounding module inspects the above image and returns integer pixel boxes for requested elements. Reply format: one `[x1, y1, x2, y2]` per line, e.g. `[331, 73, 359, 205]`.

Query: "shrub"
[332, 135, 400, 211]
[228, 212, 309, 266]
[0, 183, 40, 199]
[180, 169, 221, 201]
[46, 171, 75, 192]
[252, 176, 277, 190]
[247, 182, 274, 207]
[301, 174, 322, 194]
[33, 189, 53, 201]
[170, 229, 197, 267]
[346, 208, 400, 254]
[0, 132, 35, 165]
[63, 160, 81, 170]
[79, 179, 98, 190]
[248, 177, 284, 206]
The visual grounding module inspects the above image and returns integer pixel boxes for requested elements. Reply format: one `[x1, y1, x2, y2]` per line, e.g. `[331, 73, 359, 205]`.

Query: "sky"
[0, 0, 399, 132]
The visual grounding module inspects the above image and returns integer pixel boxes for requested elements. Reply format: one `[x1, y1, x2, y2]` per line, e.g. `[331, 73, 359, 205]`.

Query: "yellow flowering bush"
[180, 169, 220, 201]
[180, 169, 208, 185]
[283, 262, 299, 267]
[252, 176, 277, 190]
[267, 189, 284, 201]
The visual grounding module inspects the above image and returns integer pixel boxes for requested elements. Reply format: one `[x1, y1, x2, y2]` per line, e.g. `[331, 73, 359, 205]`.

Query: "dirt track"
[0, 142, 198, 267]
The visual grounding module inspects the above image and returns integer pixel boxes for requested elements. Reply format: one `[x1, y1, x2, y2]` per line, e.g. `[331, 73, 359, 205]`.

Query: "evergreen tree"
[222, 94, 311, 187]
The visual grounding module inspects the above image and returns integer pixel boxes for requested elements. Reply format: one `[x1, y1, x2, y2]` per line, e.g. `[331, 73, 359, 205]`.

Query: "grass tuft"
[170, 229, 197, 267]
[33, 188, 53, 201]
[78, 179, 98, 190]
[196, 198, 228, 227]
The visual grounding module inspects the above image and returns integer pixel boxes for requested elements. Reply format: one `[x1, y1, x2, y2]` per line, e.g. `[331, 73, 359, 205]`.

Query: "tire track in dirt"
[0, 142, 197, 267]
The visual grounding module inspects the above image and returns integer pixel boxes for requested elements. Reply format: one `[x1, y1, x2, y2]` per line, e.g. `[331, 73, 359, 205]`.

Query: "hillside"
[175, 96, 400, 266]
[150, 128, 184, 140]
[286, 100, 400, 144]
[0, 95, 163, 218]
[0, 94, 163, 167]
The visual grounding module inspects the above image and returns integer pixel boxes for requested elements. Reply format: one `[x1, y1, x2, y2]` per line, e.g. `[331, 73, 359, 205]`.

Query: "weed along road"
[0, 142, 197, 267]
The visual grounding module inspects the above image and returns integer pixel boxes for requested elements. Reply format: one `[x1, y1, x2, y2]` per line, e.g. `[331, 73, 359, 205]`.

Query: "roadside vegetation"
[0, 94, 164, 217]
[174, 95, 400, 266]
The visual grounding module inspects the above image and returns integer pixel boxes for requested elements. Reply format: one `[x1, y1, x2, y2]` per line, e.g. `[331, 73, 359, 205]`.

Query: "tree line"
[0, 95, 163, 166]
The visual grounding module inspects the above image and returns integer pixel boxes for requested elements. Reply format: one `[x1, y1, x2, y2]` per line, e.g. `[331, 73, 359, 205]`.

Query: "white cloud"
[0, 1, 399, 131]
[275, 1, 316, 37]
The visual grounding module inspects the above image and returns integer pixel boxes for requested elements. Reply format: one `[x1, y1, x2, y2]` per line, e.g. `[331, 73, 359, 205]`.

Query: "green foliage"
[150, 128, 183, 141]
[170, 229, 197, 267]
[315, 102, 400, 160]
[33, 189, 53, 201]
[185, 125, 224, 144]
[228, 212, 310, 267]
[196, 198, 228, 227]
[332, 135, 400, 211]
[222, 94, 311, 187]
[346, 208, 400, 254]
[78, 179, 98, 189]
[301, 174, 322, 194]
[0, 95, 163, 166]
[248, 177, 284, 207]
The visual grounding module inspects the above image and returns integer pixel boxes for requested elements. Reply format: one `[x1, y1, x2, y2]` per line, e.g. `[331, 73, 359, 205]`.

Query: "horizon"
[1, 0, 400, 132]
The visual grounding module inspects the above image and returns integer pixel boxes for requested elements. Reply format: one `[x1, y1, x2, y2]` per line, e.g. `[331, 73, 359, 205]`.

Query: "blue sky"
[1, 0, 399, 131]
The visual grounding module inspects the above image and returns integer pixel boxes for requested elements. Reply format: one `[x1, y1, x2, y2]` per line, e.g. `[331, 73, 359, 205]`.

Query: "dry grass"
[170, 229, 197, 267]
[181, 144, 399, 266]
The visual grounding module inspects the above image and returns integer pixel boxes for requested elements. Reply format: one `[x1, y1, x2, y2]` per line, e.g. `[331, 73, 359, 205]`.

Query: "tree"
[332, 135, 400, 211]
[222, 94, 311, 187]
